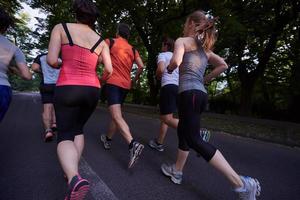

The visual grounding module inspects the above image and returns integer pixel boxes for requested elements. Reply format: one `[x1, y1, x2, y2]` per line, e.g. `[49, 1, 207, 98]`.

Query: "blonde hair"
[187, 10, 218, 51]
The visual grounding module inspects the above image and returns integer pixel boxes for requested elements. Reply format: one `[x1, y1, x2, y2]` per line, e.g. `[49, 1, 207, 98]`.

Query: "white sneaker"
[235, 176, 261, 200]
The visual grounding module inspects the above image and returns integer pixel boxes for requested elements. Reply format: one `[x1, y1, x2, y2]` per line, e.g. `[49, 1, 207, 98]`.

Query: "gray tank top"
[178, 46, 208, 93]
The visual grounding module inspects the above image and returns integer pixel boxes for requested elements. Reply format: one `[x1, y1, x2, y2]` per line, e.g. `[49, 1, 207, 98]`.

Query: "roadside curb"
[99, 103, 300, 147]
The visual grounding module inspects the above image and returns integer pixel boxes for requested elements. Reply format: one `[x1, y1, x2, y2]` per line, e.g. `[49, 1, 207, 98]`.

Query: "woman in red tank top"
[47, 0, 112, 199]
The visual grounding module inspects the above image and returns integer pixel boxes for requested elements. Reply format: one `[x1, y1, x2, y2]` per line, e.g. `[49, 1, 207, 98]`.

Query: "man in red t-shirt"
[100, 23, 145, 168]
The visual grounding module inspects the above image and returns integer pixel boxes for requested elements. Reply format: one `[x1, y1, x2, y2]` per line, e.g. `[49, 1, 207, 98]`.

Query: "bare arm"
[47, 24, 61, 68]
[13, 48, 31, 80]
[156, 61, 165, 80]
[204, 51, 228, 83]
[31, 63, 41, 73]
[16, 63, 32, 80]
[167, 38, 185, 73]
[99, 41, 113, 81]
[132, 56, 144, 83]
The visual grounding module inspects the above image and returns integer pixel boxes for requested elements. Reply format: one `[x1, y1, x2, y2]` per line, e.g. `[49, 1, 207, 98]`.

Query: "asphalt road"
[0, 92, 299, 200]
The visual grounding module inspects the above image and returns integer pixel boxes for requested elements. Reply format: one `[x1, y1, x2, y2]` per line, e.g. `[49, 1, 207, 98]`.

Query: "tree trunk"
[239, 77, 255, 116]
[147, 52, 159, 105]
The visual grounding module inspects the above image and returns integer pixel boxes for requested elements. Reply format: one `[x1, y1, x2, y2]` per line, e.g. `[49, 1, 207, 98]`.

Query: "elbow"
[47, 57, 58, 68]
[221, 63, 228, 71]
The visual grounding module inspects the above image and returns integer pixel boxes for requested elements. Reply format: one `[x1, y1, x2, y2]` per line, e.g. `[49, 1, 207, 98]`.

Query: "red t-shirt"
[104, 37, 141, 89]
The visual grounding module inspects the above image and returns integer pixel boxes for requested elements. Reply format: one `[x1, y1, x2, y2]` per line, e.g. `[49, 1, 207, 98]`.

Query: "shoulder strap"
[61, 23, 73, 46]
[109, 38, 114, 49]
[90, 37, 103, 53]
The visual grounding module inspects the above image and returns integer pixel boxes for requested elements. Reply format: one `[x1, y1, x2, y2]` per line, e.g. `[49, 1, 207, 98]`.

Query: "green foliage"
[7, 0, 299, 121]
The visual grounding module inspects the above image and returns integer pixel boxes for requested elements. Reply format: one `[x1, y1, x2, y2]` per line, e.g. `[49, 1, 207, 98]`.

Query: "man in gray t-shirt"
[32, 53, 60, 142]
[0, 8, 31, 122]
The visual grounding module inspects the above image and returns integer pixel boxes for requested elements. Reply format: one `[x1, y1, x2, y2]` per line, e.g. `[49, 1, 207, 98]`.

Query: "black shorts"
[40, 84, 56, 104]
[106, 84, 129, 106]
[159, 84, 178, 115]
[54, 85, 100, 143]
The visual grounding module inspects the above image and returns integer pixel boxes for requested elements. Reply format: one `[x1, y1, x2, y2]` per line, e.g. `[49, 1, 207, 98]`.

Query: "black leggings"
[177, 90, 217, 162]
[54, 85, 100, 143]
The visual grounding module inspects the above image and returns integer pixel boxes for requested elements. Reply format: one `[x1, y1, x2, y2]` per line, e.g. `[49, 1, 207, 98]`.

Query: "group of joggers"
[0, 1, 261, 200]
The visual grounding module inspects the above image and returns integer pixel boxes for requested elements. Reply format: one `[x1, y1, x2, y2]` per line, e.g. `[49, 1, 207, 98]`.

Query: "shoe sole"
[128, 144, 144, 168]
[100, 135, 110, 150]
[65, 179, 90, 200]
[161, 165, 182, 184]
[148, 143, 164, 152]
[254, 178, 261, 197]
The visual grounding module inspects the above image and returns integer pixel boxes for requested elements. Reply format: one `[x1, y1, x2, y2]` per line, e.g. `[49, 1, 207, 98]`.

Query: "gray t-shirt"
[33, 54, 60, 84]
[0, 35, 26, 86]
[178, 47, 208, 94]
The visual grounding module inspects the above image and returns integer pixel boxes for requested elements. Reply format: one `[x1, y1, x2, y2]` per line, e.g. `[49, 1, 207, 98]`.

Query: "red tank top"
[56, 23, 102, 88]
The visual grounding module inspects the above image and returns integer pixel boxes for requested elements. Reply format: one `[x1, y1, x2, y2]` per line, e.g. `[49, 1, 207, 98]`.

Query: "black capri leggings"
[54, 85, 100, 143]
[177, 90, 217, 162]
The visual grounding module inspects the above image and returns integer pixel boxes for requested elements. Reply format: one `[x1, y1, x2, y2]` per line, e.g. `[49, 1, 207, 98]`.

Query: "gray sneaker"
[235, 176, 261, 200]
[200, 128, 211, 142]
[128, 141, 144, 168]
[100, 134, 111, 150]
[197, 129, 211, 157]
[148, 139, 164, 152]
[161, 163, 183, 184]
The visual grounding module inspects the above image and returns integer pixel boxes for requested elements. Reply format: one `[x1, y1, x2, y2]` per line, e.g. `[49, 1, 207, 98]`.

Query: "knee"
[160, 115, 172, 125]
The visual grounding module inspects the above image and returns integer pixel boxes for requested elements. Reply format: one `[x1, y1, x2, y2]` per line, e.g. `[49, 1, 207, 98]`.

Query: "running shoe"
[197, 128, 211, 157]
[65, 175, 90, 200]
[44, 128, 54, 142]
[235, 176, 261, 200]
[148, 139, 164, 152]
[100, 134, 111, 150]
[161, 163, 183, 184]
[200, 128, 211, 142]
[128, 141, 144, 168]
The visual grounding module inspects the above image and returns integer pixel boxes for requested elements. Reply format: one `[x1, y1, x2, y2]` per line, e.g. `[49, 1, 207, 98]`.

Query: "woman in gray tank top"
[161, 11, 261, 200]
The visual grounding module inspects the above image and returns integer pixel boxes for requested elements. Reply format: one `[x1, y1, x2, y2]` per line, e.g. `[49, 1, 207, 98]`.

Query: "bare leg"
[106, 119, 117, 139]
[42, 103, 52, 130]
[174, 149, 189, 171]
[160, 114, 179, 130]
[51, 105, 56, 128]
[74, 135, 84, 160]
[209, 150, 243, 189]
[108, 104, 133, 144]
[57, 141, 79, 183]
[157, 121, 168, 144]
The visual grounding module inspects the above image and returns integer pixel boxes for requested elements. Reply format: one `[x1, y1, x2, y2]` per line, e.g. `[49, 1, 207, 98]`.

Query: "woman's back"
[56, 23, 103, 87]
[178, 37, 208, 93]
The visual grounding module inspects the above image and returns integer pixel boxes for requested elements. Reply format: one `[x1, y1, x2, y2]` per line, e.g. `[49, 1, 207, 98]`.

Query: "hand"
[167, 65, 173, 74]
[57, 58, 62, 66]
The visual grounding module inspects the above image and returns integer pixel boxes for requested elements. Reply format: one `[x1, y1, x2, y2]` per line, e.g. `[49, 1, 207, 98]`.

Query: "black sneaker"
[128, 141, 144, 168]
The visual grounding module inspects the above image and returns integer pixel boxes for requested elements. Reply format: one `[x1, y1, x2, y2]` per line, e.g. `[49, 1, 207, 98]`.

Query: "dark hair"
[187, 10, 218, 51]
[0, 8, 14, 33]
[163, 37, 174, 52]
[117, 23, 130, 40]
[73, 0, 99, 28]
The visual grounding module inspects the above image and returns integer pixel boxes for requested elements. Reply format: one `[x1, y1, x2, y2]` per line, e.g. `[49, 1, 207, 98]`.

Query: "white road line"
[79, 158, 119, 200]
